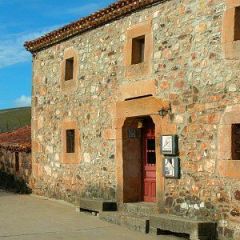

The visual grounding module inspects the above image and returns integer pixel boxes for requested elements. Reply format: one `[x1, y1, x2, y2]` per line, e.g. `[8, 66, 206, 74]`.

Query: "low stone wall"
[0, 148, 32, 185]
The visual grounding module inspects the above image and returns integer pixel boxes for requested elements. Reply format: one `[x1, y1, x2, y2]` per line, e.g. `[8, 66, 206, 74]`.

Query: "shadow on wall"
[0, 170, 32, 194]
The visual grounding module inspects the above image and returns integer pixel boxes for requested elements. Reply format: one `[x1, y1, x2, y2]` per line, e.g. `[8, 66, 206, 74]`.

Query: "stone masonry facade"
[27, 0, 240, 239]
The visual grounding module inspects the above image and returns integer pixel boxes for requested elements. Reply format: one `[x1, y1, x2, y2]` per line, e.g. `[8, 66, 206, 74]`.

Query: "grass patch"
[0, 107, 31, 133]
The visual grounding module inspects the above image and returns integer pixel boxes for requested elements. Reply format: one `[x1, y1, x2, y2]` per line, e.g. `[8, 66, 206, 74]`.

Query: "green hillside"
[0, 107, 31, 133]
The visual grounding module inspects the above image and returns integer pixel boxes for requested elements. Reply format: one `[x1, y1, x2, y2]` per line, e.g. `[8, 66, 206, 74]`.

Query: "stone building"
[25, 0, 240, 238]
[0, 126, 32, 184]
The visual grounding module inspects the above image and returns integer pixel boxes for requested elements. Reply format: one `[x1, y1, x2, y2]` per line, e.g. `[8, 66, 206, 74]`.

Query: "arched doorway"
[122, 116, 156, 202]
[115, 96, 175, 208]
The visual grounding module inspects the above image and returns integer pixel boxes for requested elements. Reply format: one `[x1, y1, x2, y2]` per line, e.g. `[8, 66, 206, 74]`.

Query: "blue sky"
[0, 0, 115, 110]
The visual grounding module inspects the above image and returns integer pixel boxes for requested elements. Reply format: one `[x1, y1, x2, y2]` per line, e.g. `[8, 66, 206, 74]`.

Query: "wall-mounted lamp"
[158, 106, 171, 118]
[137, 120, 143, 129]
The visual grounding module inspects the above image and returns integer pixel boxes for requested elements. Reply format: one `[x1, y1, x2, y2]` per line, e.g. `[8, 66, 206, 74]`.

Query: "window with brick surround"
[66, 129, 75, 153]
[131, 35, 145, 65]
[15, 152, 19, 172]
[234, 7, 240, 41]
[232, 124, 240, 160]
[65, 57, 74, 81]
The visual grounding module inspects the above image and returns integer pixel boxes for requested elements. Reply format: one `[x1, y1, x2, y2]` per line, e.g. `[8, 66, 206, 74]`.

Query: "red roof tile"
[24, 0, 162, 53]
[0, 126, 31, 153]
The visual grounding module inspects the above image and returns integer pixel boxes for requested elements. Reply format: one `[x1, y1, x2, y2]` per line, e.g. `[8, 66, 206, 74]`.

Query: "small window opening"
[15, 152, 19, 172]
[66, 129, 75, 153]
[131, 35, 145, 65]
[232, 124, 240, 159]
[234, 7, 240, 41]
[146, 138, 156, 164]
[65, 57, 74, 81]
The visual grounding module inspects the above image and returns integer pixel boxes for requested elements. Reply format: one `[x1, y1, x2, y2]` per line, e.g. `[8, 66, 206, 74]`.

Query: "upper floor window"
[131, 35, 145, 65]
[222, 3, 240, 59]
[66, 129, 75, 153]
[65, 57, 74, 81]
[61, 48, 78, 91]
[124, 20, 153, 78]
[234, 7, 240, 41]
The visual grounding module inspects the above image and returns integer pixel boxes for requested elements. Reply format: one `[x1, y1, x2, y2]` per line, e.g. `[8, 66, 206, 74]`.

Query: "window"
[61, 49, 79, 91]
[66, 129, 75, 153]
[146, 138, 156, 164]
[232, 124, 240, 160]
[222, 5, 240, 59]
[61, 120, 81, 164]
[131, 35, 145, 65]
[124, 20, 152, 77]
[234, 7, 240, 41]
[15, 152, 19, 172]
[65, 57, 74, 81]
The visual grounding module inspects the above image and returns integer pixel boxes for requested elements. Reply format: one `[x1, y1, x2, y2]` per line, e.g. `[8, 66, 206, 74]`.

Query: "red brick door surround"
[115, 96, 176, 209]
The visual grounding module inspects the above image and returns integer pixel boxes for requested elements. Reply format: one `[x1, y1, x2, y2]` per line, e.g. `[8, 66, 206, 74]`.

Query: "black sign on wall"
[128, 128, 141, 138]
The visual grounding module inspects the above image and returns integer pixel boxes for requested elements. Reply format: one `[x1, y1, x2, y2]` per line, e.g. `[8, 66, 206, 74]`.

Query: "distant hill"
[0, 107, 31, 133]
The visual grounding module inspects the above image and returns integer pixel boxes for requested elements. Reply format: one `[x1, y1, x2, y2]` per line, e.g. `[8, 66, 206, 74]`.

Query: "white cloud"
[66, 3, 101, 15]
[14, 95, 31, 107]
[0, 26, 59, 69]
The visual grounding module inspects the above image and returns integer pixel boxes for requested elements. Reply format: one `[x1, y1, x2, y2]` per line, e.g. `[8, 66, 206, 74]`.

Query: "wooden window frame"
[131, 35, 145, 65]
[64, 57, 74, 81]
[66, 129, 75, 153]
[231, 124, 240, 160]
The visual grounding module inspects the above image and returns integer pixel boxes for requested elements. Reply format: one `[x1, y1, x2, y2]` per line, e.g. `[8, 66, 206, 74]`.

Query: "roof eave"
[24, 0, 163, 54]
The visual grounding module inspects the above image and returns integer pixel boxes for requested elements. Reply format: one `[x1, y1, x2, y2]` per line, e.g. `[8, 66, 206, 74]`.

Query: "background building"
[0, 126, 32, 186]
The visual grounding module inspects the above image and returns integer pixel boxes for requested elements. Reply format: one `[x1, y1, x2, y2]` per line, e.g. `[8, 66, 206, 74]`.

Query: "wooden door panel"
[143, 119, 156, 202]
[145, 171, 156, 178]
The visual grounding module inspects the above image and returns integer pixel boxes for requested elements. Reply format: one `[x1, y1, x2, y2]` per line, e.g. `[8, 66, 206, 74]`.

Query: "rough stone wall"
[0, 148, 32, 183]
[32, 0, 240, 238]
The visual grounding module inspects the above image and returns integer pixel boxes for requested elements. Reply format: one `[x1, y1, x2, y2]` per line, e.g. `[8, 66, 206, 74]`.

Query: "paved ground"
[0, 190, 184, 240]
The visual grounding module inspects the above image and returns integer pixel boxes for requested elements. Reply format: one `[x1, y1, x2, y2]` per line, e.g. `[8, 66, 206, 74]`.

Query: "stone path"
[0, 190, 185, 240]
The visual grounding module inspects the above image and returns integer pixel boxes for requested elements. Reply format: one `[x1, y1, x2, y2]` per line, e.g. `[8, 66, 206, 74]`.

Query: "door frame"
[115, 96, 176, 211]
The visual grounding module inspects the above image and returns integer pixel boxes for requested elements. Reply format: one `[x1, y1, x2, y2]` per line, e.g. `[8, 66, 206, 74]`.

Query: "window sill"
[218, 160, 240, 179]
[62, 153, 80, 164]
[61, 79, 77, 92]
[223, 40, 240, 60]
[125, 61, 151, 78]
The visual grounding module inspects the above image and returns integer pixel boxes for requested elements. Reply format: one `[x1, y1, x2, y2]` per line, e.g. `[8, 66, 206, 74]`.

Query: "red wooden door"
[143, 120, 156, 202]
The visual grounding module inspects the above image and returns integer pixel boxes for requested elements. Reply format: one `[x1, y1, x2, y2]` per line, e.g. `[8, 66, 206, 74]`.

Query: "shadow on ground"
[0, 170, 32, 194]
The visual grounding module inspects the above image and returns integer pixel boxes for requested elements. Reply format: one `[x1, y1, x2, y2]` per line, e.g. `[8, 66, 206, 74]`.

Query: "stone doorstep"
[149, 214, 217, 240]
[79, 198, 117, 213]
[121, 202, 159, 217]
[99, 211, 150, 234]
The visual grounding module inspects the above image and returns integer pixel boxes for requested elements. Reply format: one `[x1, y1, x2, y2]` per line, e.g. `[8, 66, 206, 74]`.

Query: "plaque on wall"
[164, 157, 180, 179]
[160, 135, 178, 155]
